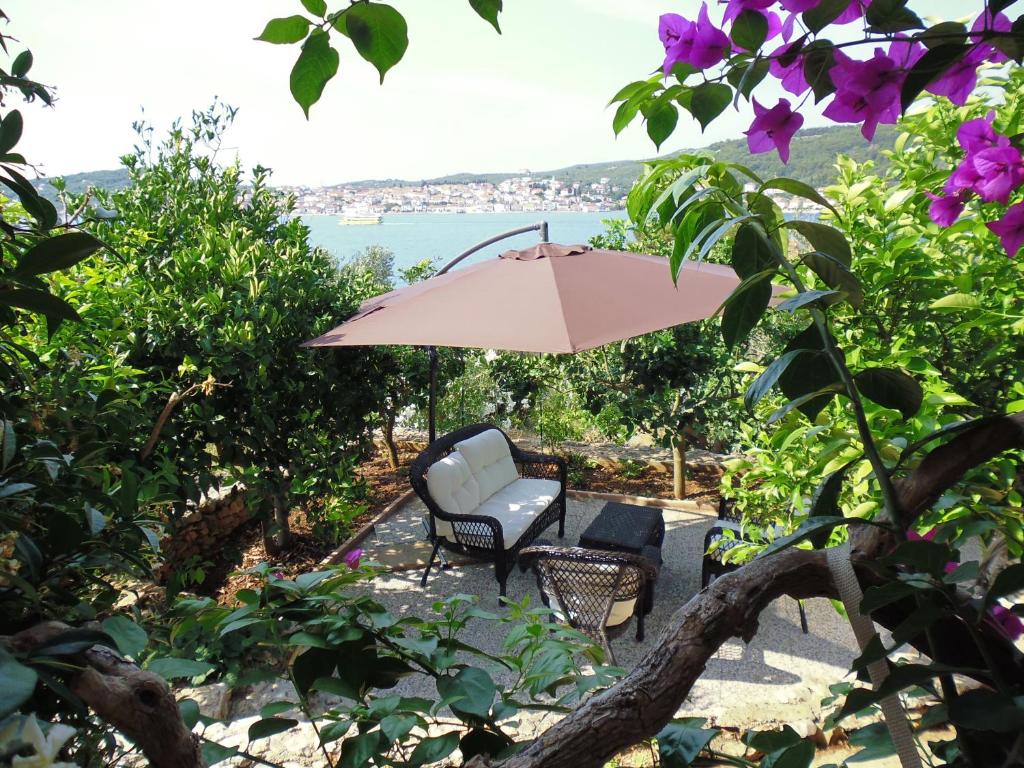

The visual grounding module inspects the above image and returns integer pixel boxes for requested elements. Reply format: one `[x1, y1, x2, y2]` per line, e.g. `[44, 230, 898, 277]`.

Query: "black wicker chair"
[702, 497, 808, 633]
[519, 545, 659, 664]
[410, 423, 567, 597]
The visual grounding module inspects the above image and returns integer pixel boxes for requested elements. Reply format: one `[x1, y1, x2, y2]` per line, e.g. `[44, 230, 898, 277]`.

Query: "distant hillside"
[37, 123, 896, 200]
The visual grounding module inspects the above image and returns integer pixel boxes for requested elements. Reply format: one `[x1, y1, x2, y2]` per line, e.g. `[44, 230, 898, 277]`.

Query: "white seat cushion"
[425, 452, 481, 522]
[455, 429, 519, 501]
[440, 477, 556, 549]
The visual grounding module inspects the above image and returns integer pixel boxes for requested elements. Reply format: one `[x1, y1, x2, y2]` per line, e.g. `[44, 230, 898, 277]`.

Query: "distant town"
[279, 174, 627, 216]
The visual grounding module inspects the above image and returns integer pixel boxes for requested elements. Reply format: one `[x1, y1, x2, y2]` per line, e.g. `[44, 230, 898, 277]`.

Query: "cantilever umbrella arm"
[427, 221, 549, 443]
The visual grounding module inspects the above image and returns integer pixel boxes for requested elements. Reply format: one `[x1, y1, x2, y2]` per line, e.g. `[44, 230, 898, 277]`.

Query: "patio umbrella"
[303, 237, 750, 441]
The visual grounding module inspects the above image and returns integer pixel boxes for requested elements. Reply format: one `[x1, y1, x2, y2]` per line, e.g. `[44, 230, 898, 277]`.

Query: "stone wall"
[156, 484, 250, 582]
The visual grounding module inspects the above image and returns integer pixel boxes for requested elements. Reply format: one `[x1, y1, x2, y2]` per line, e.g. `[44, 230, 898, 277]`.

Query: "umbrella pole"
[426, 221, 548, 444]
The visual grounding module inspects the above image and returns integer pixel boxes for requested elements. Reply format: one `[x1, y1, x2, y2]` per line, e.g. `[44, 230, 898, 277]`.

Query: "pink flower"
[834, 0, 871, 24]
[745, 97, 803, 163]
[926, 190, 969, 227]
[723, 0, 775, 23]
[271, 571, 285, 579]
[769, 43, 810, 95]
[991, 605, 1024, 640]
[970, 10, 1012, 63]
[823, 48, 906, 140]
[986, 202, 1024, 257]
[343, 547, 363, 569]
[659, 3, 730, 73]
[780, 0, 818, 10]
[957, 113, 999, 154]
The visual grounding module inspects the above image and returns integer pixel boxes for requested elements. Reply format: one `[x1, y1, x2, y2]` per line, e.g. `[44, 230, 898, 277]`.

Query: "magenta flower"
[986, 201, 1024, 257]
[769, 43, 810, 95]
[957, 113, 999, 154]
[780, 0, 818, 10]
[926, 46, 987, 106]
[723, 0, 775, 23]
[745, 98, 803, 163]
[271, 571, 285, 580]
[970, 10, 1012, 63]
[343, 547, 363, 569]
[823, 48, 905, 140]
[834, 0, 871, 24]
[971, 145, 1024, 204]
[659, 13, 694, 76]
[991, 605, 1024, 640]
[926, 191, 969, 228]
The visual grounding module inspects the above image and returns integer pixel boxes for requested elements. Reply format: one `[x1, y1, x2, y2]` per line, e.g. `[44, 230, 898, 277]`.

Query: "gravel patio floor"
[358, 493, 863, 733]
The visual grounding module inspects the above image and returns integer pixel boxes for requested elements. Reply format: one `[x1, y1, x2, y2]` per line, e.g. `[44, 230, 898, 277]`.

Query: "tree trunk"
[382, 413, 400, 470]
[262, 487, 292, 556]
[672, 431, 686, 499]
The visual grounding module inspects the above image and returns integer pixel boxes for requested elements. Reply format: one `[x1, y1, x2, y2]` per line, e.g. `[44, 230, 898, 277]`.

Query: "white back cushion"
[454, 429, 519, 501]
[425, 451, 481, 517]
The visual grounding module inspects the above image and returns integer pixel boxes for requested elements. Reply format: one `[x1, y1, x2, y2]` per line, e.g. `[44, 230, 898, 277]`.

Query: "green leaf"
[727, 57, 769, 100]
[854, 367, 922, 420]
[865, 0, 923, 33]
[744, 350, 804, 413]
[803, 0, 851, 33]
[345, 2, 409, 83]
[459, 728, 509, 760]
[721, 270, 774, 350]
[838, 664, 970, 722]
[785, 220, 851, 265]
[929, 293, 981, 311]
[982, 563, 1024, 613]
[760, 516, 853, 557]
[291, 647, 337, 695]
[645, 100, 678, 150]
[776, 289, 840, 312]
[0, 649, 38, 718]
[11, 50, 32, 77]
[468, 0, 503, 33]
[688, 83, 732, 132]
[760, 178, 839, 216]
[146, 658, 216, 680]
[763, 740, 815, 768]
[409, 732, 459, 766]
[801, 40, 838, 102]
[658, 719, 719, 767]
[248, 717, 299, 741]
[256, 15, 311, 44]
[290, 30, 340, 118]
[743, 725, 802, 753]
[301, 0, 328, 16]
[179, 699, 201, 729]
[1, 420, 15, 471]
[381, 713, 418, 744]
[15, 232, 105, 276]
[435, 667, 496, 719]
[919, 21, 968, 49]
[901, 43, 969, 111]
[340, 730, 384, 768]
[807, 464, 852, 547]
[29, 628, 116, 658]
[731, 10, 768, 51]
[800, 251, 863, 307]
[201, 739, 239, 766]
[777, 325, 842, 421]
[732, 222, 780, 279]
[0, 288, 82, 323]
[0, 110, 23, 154]
[948, 689, 1024, 733]
[101, 616, 148, 659]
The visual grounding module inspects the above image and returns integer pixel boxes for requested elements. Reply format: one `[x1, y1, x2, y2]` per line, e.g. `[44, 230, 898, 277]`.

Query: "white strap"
[826, 541, 922, 768]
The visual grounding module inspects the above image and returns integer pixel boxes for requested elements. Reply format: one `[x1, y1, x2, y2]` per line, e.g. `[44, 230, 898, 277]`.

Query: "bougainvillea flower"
[991, 605, 1024, 640]
[837, 0, 872, 24]
[971, 145, 1024, 203]
[986, 201, 1024, 257]
[926, 46, 987, 106]
[722, 0, 775, 23]
[957, 113, 999, 154]
[687, 3, 732, 68]
[745, 98, 803, 162]
[780, 0, 818, 11]
[660, 13, 695, 75]
[926, 190, 970, 227]
[343, 547, 364, 569]
[769, 43, 810, 95]
[970, 9, 1012, 63]
[824, 48, 905, 139]
[887, 34, 924, 70]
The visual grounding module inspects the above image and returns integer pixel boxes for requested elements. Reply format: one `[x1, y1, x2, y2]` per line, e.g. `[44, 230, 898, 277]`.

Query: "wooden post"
[672, 430, 686, 499]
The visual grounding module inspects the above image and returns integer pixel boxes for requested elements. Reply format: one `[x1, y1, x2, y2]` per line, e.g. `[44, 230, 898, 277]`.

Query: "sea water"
[303, 210, 628, 277]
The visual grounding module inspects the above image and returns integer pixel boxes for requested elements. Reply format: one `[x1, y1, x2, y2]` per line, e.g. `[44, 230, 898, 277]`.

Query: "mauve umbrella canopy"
[304, 243, 746, 354]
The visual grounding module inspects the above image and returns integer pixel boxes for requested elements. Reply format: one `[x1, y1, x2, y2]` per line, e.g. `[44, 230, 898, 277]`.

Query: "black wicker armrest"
[435, 510, 505, 551]
[514, 449, 568, 483]
[519, 545, 659, 583]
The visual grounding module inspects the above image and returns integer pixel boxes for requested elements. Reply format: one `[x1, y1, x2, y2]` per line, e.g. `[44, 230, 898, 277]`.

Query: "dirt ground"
[202, 447, 722, 604]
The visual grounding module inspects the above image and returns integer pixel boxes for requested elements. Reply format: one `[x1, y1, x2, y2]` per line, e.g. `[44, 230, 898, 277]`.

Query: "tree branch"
[470, 414, 1024, 768]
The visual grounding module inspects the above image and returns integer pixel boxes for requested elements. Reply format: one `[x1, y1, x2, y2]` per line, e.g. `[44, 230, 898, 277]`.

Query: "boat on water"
[339, 212, 382, 225]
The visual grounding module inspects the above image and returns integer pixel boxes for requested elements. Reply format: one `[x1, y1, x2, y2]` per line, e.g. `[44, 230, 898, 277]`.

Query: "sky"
[9, 0, 972, 186]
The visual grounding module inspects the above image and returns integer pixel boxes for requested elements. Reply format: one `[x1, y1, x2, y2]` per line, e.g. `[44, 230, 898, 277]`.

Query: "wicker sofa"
[410, 423, 567, 596]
